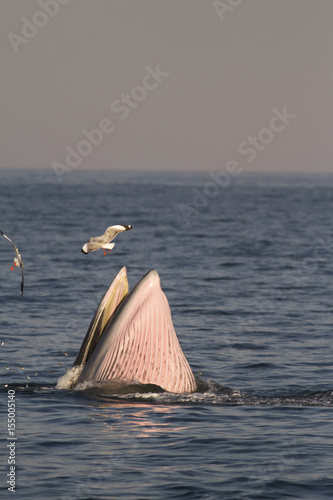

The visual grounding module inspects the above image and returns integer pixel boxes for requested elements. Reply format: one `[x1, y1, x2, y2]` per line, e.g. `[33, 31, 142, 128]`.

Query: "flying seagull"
[81, 225, 133, 255]
[1, 231, 25, 295]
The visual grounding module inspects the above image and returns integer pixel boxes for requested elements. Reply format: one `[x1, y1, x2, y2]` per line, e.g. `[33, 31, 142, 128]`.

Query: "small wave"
[3, 378, 333, 407]
[104, 388, 333, 407]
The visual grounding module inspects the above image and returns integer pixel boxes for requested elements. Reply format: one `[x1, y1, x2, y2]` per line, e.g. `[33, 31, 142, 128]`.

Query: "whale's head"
[70, 267, 197, 393]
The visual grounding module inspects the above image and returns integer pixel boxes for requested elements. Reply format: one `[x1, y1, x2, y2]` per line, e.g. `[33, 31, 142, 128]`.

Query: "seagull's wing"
[104, 225, 133, 243]
[20, 267, 24, 296]
[1, 231, 24, 296]
[0, 231, 20, 258]
[81, 241, 103, 254]
[103, 227, 120, 242]
[89, 236, 106, 244]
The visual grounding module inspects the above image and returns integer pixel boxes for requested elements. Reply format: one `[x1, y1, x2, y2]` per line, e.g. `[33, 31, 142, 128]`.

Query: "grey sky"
[1, 0, 332, 174]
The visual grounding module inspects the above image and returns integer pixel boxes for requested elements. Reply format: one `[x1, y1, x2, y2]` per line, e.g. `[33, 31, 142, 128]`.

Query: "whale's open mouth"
[69, 267, 197, 394]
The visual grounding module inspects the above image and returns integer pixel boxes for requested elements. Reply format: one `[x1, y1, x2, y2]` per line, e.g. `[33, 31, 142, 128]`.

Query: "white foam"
[56, 365, 83, 390]
[74, 379, 100, 391]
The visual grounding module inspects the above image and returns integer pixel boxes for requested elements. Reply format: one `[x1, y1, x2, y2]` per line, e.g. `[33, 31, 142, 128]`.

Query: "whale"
[64, 267, 197, 393]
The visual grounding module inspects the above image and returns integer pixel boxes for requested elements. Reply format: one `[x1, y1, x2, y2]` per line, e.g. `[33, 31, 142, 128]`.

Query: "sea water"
[0, 169, 332, 499]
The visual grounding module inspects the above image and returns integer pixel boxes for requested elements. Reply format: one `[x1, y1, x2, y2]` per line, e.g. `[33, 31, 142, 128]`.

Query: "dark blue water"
[1, 169, 332, 500]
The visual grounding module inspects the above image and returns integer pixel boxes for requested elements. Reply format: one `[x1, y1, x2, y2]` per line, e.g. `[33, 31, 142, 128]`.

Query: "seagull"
[81, 225, 133, 255]
[1, 231, 25, 295]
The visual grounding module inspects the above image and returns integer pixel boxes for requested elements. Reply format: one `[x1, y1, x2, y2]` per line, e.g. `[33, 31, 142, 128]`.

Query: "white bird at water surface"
[81, 225, 133, 255]
[1, 230, 25, 295]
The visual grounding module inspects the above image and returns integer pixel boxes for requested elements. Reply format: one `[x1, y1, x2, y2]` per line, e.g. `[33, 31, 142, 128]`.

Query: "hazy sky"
[1, 0, 333, 174]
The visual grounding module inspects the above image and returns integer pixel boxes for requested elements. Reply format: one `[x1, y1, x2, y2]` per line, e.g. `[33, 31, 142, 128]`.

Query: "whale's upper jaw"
[75, 268, 197, 394]
[73, 266, 129, 368]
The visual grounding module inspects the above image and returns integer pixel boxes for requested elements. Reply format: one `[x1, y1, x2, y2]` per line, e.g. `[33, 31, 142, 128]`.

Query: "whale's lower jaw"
[74, 268, 197, 394]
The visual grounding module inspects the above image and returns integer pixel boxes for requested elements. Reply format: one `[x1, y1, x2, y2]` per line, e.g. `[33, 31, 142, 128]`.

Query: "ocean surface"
[0, 169, 332, 500]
